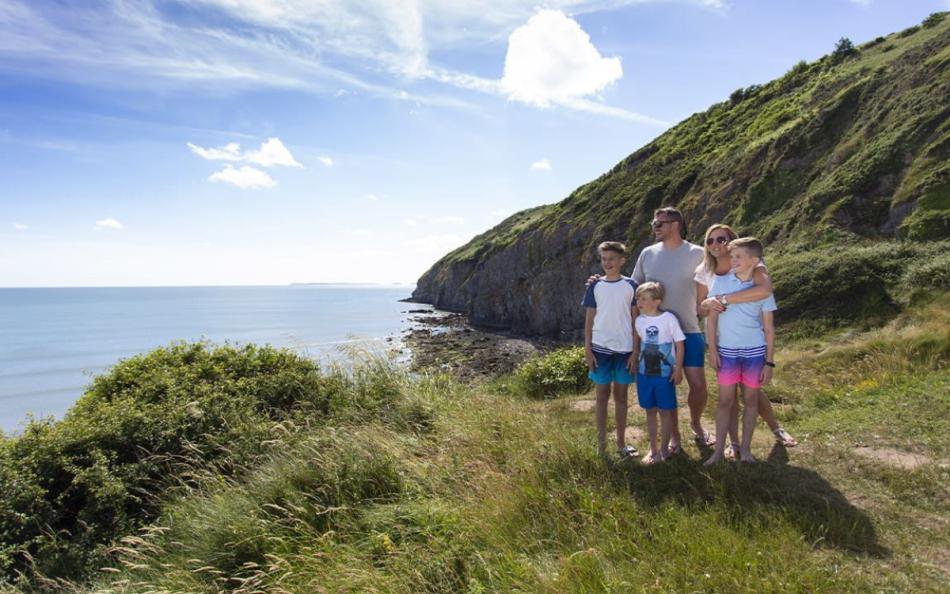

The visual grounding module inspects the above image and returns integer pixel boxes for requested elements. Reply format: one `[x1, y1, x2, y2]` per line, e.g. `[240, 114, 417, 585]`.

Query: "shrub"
[0, 342, 393, 586]
[832, 37, 857, 61]
[922, 12, 945, 28]
[770, 241, 950, 326]
[515, 347, 591, 399]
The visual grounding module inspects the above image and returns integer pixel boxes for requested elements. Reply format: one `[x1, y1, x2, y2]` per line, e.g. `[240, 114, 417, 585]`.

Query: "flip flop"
[618, 445, 638, 458]
[693, 431, 716, 446]
[668, 442, 682, 456]
[773, 427, 798, 447]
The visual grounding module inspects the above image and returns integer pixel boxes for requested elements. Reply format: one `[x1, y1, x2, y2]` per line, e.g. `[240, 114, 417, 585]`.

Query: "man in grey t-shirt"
[630, 207, 712, 452]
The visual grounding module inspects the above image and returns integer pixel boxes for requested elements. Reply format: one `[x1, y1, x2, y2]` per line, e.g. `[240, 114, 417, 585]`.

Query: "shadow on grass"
[609, 443, 889, 557]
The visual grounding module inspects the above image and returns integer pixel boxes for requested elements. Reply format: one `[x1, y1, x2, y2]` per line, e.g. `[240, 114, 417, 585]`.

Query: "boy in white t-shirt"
[582, 241, 639, 459]
[633, 282, 685, 464]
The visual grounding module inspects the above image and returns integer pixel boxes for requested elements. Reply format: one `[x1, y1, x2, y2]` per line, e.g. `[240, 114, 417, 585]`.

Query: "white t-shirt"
[582, 277, 638, 354]
[694, 263, 717, 289]
[635, 311, 686, 377]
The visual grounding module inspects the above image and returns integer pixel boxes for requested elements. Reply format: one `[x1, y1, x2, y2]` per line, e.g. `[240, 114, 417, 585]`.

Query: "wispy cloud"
[364, 193, 381, 201]
[0, 1, 675, 123]
[12, 222, 29, 230]
[208, 165, 276, 189]
[95, 217, 123, 230]
[317, 155, 334, 167]
[530, 158, 552, 171]
[188, 138, 302, 168]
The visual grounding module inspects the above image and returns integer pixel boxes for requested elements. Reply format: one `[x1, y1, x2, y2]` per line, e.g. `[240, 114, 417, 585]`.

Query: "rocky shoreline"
[400, 307, 556, 381]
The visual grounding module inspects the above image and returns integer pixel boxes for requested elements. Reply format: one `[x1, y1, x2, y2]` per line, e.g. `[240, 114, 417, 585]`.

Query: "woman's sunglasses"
[705, 236, 730, 246]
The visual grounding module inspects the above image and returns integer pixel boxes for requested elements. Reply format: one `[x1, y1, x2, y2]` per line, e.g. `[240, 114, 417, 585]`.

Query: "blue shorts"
[637, 374, 678, 410]
[684, 332, 705, 368]
[588, 351, 634, 385]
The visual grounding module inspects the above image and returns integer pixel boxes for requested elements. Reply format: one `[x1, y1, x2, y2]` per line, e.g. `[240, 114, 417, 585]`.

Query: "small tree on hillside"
[833, 37, 857, 61]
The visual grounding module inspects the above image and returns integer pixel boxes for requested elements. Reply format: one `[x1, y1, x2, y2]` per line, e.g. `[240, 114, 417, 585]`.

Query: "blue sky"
[1, 0, 945, 287]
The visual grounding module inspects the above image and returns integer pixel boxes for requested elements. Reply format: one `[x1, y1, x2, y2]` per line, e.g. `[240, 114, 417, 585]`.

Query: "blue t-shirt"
[582, 277, 638, 354]
[709, 273, 778, 349]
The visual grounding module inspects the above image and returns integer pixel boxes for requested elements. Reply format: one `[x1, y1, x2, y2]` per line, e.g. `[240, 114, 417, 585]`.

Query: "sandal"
[693, 431, 716, 447]
[724, 442, 740, 460]
[773, 427, 798, 447]
[668, 442, 682, 456]
[618, 445, 638, 458]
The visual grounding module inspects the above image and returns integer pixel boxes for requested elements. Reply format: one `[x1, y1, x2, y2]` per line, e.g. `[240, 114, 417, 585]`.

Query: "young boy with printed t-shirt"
[704, 237, 778, 465]
[583, 241, 639, 459]
[633, 282, 685, 464]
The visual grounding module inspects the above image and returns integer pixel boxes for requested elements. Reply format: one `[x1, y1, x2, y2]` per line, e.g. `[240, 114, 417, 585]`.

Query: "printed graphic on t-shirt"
[635, 312, 685, 377]
[640, 325, 675, 376]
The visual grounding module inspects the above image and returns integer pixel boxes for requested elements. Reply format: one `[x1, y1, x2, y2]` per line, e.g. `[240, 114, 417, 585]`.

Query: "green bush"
[770, 241, 950, 326]
[514, 347, 591, 399]
[0, 342, 413, 587]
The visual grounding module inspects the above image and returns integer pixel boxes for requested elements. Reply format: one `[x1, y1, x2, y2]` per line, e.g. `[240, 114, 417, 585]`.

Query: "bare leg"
[669, 400, 681, 452]
[740, 387, 760, 462]
[613, 383, 629, 451]
[659, 409, 673, 459]
[757, 390, 780, 431]
[759, 391, 798, 446]
[595, 383, 610, 456]
[643, 407, 658, 463]
[684, 367, 710, 442]
[727, 388, 740, 459]
[704, 384, 736, 466]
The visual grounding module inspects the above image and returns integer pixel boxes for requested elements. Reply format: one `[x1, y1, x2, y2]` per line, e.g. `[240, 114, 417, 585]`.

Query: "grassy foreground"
[31, 299, 939, 593]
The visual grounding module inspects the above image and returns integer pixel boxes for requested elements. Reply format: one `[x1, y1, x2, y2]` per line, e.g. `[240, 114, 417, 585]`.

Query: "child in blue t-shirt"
[704, 237, 777, 465]
[582, 241, 639, 459]
[633, 282, 685, 464]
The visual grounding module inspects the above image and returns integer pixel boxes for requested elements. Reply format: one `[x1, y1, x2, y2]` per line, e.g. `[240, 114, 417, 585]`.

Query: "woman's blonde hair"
[702, 223, 738, 273]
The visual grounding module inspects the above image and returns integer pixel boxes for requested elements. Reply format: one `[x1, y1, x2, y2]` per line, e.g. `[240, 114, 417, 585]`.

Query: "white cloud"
[364, 193, 380, 201]
[317, 155, 334, 166]
[208, 165, 276, 189]
[490, 208, 511, 218]
[245, 138, 303, 168]
[12, 223, 29, 230]
[188, 138, 301, 168]
[95, 217, 123, 230]
[0, 0, 684, 121]
[424, 10, 666, 125]
[186, 142, 243, 161]
[501, 10, 622, 107]
[530, 158, 552, 171]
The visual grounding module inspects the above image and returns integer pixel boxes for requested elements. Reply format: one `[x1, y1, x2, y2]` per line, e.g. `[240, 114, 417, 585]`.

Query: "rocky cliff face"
[413, 15, 950, 337]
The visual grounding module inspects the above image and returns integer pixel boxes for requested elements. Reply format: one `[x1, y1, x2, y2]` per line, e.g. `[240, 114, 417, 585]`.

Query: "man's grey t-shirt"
[631, 241, 705, 334]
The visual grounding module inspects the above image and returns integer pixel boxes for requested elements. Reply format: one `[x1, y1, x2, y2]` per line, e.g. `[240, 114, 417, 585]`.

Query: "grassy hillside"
[412, 13, 950, 337]
[35, 297, 943, 593]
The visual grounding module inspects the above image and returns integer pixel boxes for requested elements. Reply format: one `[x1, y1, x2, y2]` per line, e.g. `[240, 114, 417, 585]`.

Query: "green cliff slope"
[412, 14, 950, 337]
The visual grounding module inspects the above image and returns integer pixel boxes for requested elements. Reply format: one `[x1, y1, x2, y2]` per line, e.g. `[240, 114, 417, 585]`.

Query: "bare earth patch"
[570, 399, 596, 412]
[852, 446, 934, 470]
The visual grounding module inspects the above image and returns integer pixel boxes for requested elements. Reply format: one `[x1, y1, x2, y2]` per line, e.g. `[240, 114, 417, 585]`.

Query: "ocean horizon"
[0, 285, 423, 433]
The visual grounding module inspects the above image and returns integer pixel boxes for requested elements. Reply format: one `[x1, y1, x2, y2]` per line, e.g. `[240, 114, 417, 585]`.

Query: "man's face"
[599, 250, 625, 274]
[651, 214, 678, 241]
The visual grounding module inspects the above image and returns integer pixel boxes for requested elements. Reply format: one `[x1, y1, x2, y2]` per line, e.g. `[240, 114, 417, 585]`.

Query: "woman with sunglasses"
[696, 223, 798, 451]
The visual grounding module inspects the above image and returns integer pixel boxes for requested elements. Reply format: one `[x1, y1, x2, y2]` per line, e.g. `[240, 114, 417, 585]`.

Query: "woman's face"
[705, 229, 732, 259]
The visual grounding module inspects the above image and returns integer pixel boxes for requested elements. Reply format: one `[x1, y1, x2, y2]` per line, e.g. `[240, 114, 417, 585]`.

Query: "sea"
[0, 285, 424, 433]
